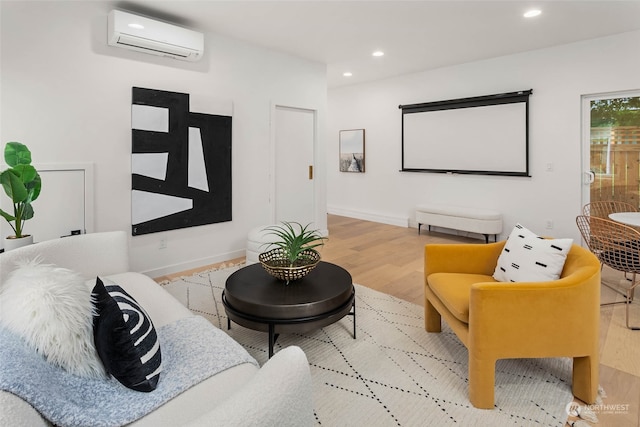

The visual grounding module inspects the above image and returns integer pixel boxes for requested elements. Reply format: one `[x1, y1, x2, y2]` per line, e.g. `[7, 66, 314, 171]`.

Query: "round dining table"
[608, 212, 640, 227]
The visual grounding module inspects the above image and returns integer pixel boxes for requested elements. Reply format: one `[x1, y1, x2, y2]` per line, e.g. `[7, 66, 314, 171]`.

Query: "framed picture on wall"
[339, 129, 365, 172]
[130, 87, 232, 236]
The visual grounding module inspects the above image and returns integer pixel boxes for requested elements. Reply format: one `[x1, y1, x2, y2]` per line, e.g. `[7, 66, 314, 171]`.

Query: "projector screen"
[400, 90, 532, 176]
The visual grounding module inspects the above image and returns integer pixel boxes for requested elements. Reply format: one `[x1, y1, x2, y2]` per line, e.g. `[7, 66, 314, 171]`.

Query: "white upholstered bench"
[416, 204, 502, 243]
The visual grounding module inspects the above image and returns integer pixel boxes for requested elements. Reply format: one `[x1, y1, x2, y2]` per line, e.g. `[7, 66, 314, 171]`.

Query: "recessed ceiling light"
[128, 23, 145, 29]
[523, 9, 541, 18]
[343, 72, 353, 77]
[372, 51, 384, 57]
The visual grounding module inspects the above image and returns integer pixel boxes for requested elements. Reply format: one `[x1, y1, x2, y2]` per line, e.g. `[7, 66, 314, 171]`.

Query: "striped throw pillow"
[92, 277, 162, 392]
[493, 223, 573, 283]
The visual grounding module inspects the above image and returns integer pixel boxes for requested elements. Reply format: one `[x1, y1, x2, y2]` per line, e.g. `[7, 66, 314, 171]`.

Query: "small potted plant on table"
[0, 142, 42, 251]
[259, 221, 326, 283]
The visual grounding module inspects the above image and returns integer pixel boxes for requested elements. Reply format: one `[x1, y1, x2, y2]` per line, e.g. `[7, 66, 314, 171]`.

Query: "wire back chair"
[582, 200, 638, 218]
[576, 215, 640, 329]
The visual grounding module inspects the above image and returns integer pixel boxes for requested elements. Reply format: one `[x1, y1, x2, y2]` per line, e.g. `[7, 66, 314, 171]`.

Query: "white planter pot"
[4, 235, 34, 251]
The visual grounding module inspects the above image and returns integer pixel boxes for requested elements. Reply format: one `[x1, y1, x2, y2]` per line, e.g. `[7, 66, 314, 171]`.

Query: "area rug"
[160, 264, 573, 426]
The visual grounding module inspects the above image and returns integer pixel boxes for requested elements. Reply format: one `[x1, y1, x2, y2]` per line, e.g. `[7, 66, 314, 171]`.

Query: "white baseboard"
[144, 209, 407, 278]
[141, 248, 246, 278]
[327, 206, 409, 228]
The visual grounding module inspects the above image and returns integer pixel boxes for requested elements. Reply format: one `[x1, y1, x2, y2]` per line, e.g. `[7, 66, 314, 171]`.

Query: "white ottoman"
[246, 225, 280, 264]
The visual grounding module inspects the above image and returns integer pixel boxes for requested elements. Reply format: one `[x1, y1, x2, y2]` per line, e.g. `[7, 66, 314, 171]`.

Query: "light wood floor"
[156, 214, 640, 426]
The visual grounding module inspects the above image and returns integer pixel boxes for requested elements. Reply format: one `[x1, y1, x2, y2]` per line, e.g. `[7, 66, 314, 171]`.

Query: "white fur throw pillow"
[0, 257, 106, 378]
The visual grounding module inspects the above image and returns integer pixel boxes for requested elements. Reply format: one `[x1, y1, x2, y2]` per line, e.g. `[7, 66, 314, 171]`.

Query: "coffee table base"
[223, 288, 356, 358]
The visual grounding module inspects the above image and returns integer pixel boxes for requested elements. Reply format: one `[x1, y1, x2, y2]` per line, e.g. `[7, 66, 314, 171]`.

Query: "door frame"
[581, 90, 640, 208]
[269, 102, 318, 227]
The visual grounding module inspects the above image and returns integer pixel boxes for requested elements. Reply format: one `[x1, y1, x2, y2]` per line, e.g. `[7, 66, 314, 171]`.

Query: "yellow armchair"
[424, 241, 601, 409]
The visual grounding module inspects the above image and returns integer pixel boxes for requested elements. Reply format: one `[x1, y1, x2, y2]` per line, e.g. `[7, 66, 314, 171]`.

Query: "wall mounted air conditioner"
[108, 10, 204, 62]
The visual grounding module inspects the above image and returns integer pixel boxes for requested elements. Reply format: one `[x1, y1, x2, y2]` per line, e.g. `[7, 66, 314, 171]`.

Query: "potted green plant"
[0, 142, 42, 250]
[259, 221, 326, 283]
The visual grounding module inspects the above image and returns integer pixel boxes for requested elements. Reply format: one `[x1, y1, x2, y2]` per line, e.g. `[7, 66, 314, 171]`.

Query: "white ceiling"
[114, 0, 640, 88]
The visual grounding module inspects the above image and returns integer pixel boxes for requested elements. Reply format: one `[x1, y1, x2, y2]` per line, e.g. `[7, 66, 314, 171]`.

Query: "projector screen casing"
[400, 90, 532, 177]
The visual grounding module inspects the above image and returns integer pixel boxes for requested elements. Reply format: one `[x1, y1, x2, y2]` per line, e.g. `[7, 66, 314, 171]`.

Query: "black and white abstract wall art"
[131, 87, 232, 236]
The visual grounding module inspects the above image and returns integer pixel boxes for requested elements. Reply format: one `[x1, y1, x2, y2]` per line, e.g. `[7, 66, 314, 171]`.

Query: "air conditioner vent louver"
[115, 35, 191, 58]
[108, 10, 204, 62]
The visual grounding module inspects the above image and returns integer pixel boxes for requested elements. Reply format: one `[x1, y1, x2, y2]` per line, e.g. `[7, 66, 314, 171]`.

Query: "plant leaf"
[0, 209, 16, 222]
[0, 170, 28, 203]
[4, 142, 31, 167]
[12, 164, 37, 184]
[21, 202, 34, 221]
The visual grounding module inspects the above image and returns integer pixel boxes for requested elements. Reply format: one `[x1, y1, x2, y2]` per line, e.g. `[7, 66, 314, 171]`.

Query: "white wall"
[0, 1, 327, 275]
[328, 30, 640, 242]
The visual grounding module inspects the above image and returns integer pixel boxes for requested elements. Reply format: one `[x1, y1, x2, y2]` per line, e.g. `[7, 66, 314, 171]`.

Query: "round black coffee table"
[222, 261, 355, 357]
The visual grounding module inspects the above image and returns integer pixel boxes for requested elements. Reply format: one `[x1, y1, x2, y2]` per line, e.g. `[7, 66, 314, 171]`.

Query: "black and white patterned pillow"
[493, 223, 573, 282]
[92, 277, 162, 392]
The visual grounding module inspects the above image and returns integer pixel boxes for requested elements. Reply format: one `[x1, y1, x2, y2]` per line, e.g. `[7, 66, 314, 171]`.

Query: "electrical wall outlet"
[159, 237, 167, 249]
[545, 220, 554, 229]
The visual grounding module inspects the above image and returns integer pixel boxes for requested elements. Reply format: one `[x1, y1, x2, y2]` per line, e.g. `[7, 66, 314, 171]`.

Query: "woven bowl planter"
[259, 248, 321, 282]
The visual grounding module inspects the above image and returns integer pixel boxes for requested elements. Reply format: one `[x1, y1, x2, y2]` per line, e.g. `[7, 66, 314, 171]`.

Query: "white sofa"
[0, 231, 314, 427]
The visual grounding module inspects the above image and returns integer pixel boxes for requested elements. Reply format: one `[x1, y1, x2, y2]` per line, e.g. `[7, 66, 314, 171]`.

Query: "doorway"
[272, 105, 316, 227]
[582, 92, 640, 208]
